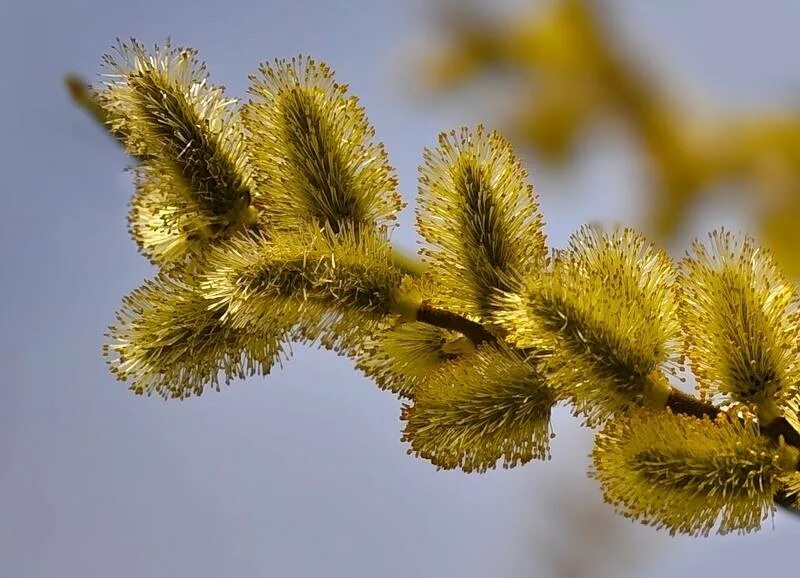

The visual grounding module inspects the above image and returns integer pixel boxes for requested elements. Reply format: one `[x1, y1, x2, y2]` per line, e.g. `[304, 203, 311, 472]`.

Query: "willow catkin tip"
[104, 272, 287, 399]
[417, 125, 547, 318]
[495, 226, 681, 424]
[243, 56, 402, 233]
[592, 410, 794, 536]
[679, 229, 800, 427]
[402, 345, 556, 472]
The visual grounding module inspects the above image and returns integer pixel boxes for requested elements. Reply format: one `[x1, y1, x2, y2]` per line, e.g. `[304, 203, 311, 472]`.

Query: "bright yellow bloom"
[592, 410, 798, 536]
[496, 226, 680, 424]
[679, 229, 800, 429]
[417, 125, 547, 319]
[243, 56, 403, 233]
[201, 225, 405, 355]
[100, 40, 258, 263]
[402, 345, 555, 472]
[104, 272, 286, 399]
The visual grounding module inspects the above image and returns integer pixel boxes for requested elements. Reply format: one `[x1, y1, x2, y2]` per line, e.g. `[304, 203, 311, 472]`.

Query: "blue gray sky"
[2, 1, 800, 577]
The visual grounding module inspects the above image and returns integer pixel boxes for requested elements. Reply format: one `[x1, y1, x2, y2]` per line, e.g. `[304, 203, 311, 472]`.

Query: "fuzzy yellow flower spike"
[496, 226, 680, 424]
[679, 230, 800, 430]
[201, 224, 406, 355]
[104, 272, 287, 399]
[402, 345, 556, 472]
[417, 125, 547, 319]
[243, 56, 403, 234]
[593, 410, 799, 536]
[100, 40, 258, 263]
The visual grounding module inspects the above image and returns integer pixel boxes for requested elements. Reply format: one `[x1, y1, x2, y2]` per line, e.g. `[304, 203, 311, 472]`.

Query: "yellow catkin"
[417, 125, 547, 319]
[592, 410, 794, 536]
[201, 225, 404, 355]
[104, 272, 287, 399]
[402, 345, 556, 472]
[495, 226, 680, 424]
[355, 322, 472, 399]
[243, 56, 403, 233]
[679, 229, 800, 429]
[100, 40, 258, 263]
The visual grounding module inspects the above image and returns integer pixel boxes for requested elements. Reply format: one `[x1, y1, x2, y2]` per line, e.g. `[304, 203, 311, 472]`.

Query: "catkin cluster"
[77, 40, 800, 537]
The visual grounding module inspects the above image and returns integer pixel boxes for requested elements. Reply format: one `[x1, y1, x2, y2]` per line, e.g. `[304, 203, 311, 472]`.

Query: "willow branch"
[69, 70, 800, 508]
[416, 302, 498, 346]
[664, 388, 719, 419]
[666, 389, 800, 448]
[413, 301, 800, 474]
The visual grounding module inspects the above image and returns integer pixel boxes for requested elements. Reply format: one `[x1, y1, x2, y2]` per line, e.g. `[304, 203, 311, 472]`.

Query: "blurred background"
[2, 1, 799, 576]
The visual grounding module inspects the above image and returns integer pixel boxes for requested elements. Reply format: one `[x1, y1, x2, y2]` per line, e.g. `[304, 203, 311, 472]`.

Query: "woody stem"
[414, 302, 800, 477]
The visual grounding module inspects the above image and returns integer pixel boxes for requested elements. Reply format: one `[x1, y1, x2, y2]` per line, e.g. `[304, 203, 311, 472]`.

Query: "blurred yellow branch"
[423, 0, 800, 273]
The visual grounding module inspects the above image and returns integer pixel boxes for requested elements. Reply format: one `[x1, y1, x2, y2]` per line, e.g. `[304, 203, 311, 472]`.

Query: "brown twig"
[414, 302, 800, 478]
[416, 302, 498, 346]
